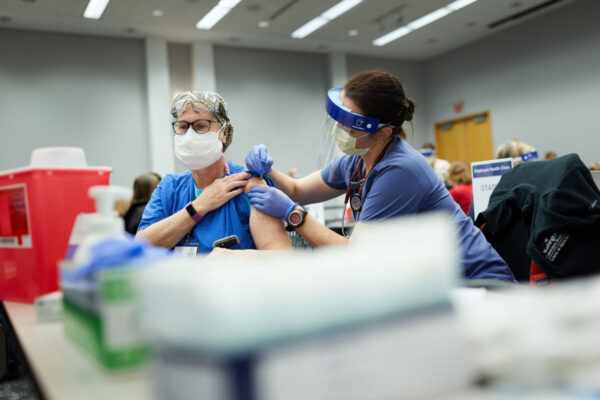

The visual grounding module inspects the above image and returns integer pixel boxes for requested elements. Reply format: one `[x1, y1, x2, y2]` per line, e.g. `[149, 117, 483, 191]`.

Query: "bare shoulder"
[244, 176, 267, 194]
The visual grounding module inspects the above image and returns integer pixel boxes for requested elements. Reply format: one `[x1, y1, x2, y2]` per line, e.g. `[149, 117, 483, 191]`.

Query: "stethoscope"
[339, 159, 365, 238]
[341, 139, 394, 236]
[345, 158, 366, 213]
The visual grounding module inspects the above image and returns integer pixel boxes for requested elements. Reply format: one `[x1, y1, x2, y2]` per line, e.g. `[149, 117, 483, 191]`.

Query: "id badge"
[173, 243, 199, 257]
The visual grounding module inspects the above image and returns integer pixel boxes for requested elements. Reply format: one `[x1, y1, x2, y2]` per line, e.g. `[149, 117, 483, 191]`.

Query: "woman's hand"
[248, 186, 297, 219]
[245, 144, 273, 176]
[193, 171, 250, 215]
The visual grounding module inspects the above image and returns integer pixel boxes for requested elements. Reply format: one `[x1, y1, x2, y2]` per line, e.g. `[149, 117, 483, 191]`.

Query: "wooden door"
[435, 111, 493, 163]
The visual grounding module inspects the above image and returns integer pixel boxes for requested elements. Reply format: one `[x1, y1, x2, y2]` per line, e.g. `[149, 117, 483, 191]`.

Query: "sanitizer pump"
[66, 185, 132, 265]
[87, 186, 131, 237]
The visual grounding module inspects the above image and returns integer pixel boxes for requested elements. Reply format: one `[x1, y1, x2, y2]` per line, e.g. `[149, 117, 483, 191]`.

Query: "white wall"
[346, 55, 427, 148]
[145, 37, 175, 178]
[168, 43, 192, 102]
[424, 0, 600, 165]
[0, 29, 150, 186]
[213, 46, 329, 177]
[3, 0, 599, 190]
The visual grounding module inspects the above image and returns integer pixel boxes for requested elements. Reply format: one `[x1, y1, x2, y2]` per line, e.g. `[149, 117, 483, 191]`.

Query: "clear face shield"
[317, 88, 385, 236]
[317, 88, 382, 178]
[514, 150, 539, 164]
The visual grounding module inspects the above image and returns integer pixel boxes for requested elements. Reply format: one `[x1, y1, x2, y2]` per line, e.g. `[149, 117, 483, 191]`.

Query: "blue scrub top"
[321, 139, 516, 283]
[138, 160, 255, 253]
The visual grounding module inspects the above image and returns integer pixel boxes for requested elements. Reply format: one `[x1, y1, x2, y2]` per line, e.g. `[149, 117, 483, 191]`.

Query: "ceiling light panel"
[83, 0, 110, 20]
[321, 0, 363, 20]
[407, 7, 451, 30]
[372, 26, 412, 46]
[196, 0, 242, 30]
[447, 0, 478, 11]
[372, 0, 479, 47]
[291, 0, 364, 39]
[291, 16, 328, 38]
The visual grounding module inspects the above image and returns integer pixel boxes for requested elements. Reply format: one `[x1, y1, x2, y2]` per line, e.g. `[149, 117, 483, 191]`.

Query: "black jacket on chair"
[476, 154, 600, 281]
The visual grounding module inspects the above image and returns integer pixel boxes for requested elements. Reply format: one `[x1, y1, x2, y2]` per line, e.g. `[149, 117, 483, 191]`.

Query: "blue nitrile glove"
[248, 186, 297, 220]
[61, 238, 169, 284]
[245, 144, 273, 176]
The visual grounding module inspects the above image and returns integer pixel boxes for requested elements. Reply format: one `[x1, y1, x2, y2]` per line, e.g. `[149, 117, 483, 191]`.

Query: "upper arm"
[292, 170, 346, 205]
[244, 176, 266, 193]
[248, 209, 292, 250]
[244, 176, 292, 250]
[247, 171, 344, 206]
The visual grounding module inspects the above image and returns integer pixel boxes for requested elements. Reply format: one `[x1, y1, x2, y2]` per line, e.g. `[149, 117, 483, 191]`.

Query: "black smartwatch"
[185, 201, 203, 222]
[285, 206, 308, 231]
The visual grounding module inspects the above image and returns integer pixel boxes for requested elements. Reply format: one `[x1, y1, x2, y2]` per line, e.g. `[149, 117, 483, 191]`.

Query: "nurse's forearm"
[296, 215, 348, 248]
[267, 168, 298, 199]
[135, 208, 197, 249]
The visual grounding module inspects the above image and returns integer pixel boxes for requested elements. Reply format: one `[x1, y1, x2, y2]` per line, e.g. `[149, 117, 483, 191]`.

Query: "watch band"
[185, 202, 203, 222]
[285, 206, 308, 231]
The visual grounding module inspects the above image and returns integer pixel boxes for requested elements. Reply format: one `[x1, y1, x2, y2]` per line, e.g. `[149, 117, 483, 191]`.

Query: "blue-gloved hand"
[248, 186, 297, 220]
[245, 144, 273, 176]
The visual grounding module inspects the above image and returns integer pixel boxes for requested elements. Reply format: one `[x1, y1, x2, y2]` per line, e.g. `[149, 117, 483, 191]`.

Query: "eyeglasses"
[171, 119, 218, 135]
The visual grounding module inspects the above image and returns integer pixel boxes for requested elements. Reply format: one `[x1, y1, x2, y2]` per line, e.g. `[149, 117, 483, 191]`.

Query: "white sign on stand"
[591, 170, 600, 191]
[471, 158, 513, 219]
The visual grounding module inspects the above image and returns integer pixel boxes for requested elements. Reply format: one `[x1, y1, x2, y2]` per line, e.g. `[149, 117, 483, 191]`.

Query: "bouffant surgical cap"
[170, 90, 234, 152]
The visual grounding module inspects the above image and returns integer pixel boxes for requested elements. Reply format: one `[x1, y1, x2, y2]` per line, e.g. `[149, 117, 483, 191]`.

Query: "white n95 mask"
[174, 129, 223, 170]
[331, 124, 370, 156]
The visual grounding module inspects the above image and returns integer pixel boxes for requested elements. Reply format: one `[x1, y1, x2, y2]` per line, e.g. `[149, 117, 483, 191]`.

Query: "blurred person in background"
[589, 161, 600, 171]
[495, 139, 537, 163]
[114, 199, 131, 218]
[447, 161, 472, 215]
[419, 142, 450, 185]
[123, 172, 161, 235]
[288, 167, 300, 178]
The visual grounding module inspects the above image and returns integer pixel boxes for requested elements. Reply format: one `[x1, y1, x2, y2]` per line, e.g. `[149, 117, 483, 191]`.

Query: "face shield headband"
[326, 88, 381, 133]
[517, 150, 538, 163]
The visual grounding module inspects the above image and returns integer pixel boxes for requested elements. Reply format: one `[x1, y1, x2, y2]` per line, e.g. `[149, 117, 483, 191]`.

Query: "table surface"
[3, 301, 152, 400]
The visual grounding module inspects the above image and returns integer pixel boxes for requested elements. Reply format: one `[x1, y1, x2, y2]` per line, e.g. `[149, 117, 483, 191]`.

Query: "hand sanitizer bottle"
[68, 185, 132, 266]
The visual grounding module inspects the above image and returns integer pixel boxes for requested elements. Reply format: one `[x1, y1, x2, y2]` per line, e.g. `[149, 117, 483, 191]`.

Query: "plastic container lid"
[30, 147, 87, 168]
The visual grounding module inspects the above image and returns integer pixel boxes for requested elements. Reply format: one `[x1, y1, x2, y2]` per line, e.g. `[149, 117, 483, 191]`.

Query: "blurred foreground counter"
[5, 211, 599, 400]
[4, 298, 590, 400]
[4, 288, 598, 400]
[2, 301, 151, 400]
[5, 301, 476, 400]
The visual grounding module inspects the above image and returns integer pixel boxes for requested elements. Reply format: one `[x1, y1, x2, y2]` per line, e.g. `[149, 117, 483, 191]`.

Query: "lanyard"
[344, 139, 394, 213]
